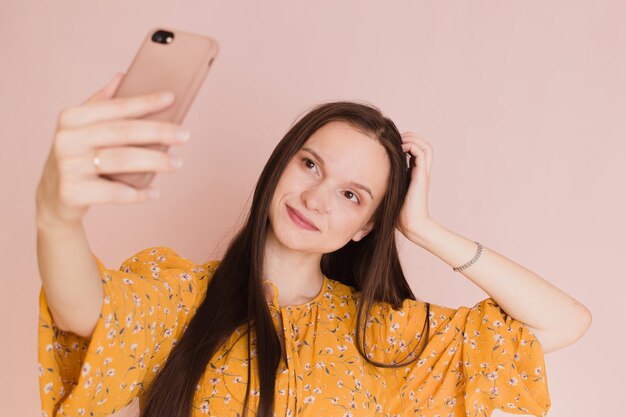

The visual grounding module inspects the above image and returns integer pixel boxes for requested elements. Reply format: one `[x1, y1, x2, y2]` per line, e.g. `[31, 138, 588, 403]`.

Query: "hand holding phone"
[35, 28, 219, 229]
[35, 74, 191, 229]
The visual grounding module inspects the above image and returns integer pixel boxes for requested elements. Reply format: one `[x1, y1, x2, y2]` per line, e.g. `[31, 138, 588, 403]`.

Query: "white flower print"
[103, 313, 113, 329]
[486, 370, 499, 381]
[81, 362, 91, 377]
[398, 340, 407, 352]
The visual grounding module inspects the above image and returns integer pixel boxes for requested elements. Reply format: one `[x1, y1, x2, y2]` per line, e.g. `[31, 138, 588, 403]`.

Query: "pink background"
[2, 1, 623, 416]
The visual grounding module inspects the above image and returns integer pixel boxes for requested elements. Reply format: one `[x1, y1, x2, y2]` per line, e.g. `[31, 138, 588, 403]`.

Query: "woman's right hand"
[35, 72, 191, 229]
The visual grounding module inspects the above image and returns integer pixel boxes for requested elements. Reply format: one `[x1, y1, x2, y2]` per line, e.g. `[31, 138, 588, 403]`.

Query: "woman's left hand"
[397, 131, 438, 245]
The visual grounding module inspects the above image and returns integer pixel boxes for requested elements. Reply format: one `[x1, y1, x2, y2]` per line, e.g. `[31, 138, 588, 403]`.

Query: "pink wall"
[2, 1, 623, 416]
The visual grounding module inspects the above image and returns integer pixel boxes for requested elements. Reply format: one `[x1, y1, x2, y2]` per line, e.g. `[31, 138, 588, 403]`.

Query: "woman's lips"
[286, 205, 319, 231]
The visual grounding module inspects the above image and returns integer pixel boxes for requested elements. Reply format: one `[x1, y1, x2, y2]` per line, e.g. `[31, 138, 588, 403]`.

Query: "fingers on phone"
[105, 92, 176, 121]
[90, 146, 181, 175]
[60, 91, 175, 128]
[60, 120, 187, 150]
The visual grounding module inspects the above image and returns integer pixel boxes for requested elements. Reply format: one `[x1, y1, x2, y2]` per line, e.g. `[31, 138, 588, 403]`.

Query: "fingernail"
[159, 92, 174, 103]
[171, 157, 182, 168]
[176, 129, 191, 141]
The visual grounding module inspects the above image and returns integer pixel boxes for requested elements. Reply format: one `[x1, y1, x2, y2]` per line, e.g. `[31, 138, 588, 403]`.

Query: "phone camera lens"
[152, 30, 174, 44]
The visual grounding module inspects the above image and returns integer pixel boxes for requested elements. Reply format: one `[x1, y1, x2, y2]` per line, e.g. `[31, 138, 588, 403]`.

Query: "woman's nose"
[303, 189, 331, 215]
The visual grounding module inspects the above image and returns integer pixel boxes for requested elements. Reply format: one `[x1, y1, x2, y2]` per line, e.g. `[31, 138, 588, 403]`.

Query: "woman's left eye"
[343, 191, 360, 203]
[303, 158, 317, 172]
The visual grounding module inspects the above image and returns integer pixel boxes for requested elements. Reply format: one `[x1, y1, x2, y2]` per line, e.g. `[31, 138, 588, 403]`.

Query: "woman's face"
[268, 120, 391, 254]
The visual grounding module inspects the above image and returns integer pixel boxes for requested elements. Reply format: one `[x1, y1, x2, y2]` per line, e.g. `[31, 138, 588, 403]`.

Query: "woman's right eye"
[302, 158, 317, 172]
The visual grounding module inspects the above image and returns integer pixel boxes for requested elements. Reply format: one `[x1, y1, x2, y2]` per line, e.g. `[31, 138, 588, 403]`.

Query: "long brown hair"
[139, 100, 430, 417]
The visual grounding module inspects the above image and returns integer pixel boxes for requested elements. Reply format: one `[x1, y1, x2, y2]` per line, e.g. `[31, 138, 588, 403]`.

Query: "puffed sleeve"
[37, 246, 220, 417]
[368, 297, 551, 417]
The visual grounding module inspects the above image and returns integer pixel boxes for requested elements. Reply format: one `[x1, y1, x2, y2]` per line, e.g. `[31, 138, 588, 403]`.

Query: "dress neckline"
[264, 275, 329, 310]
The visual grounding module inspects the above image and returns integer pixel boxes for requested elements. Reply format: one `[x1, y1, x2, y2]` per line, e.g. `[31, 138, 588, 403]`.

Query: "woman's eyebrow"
[301, 147, 374, 200]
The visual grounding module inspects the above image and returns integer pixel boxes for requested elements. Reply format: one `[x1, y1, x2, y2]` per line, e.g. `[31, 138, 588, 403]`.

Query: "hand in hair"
[396, 131, 437, 244]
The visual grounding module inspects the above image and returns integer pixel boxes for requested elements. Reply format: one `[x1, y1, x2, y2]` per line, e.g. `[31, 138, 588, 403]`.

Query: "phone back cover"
[113, 27, 219, 124]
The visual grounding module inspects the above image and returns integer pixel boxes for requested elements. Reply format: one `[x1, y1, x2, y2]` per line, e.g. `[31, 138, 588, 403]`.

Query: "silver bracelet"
[452, 241, 483, 272]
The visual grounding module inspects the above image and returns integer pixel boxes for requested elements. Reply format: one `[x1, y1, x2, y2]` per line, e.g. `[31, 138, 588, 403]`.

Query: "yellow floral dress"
[38, 246, 550, 417]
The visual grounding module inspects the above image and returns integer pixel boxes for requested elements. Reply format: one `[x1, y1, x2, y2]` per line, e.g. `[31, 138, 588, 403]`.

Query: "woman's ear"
[352, 222, 374, 242]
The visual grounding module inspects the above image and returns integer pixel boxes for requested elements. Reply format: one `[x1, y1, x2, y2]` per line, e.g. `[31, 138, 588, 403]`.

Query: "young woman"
[36, 73, 591, 417]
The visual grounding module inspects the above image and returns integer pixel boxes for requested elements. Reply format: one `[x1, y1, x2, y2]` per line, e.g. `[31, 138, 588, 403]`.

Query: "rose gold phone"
[101, 27, 219, 189]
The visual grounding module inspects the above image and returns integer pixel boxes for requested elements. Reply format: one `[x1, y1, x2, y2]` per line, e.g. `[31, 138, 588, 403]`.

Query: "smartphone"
[100, 27, 219, 189]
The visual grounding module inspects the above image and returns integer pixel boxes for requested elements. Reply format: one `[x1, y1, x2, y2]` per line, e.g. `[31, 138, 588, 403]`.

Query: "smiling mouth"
[286, 205, 319, 231]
